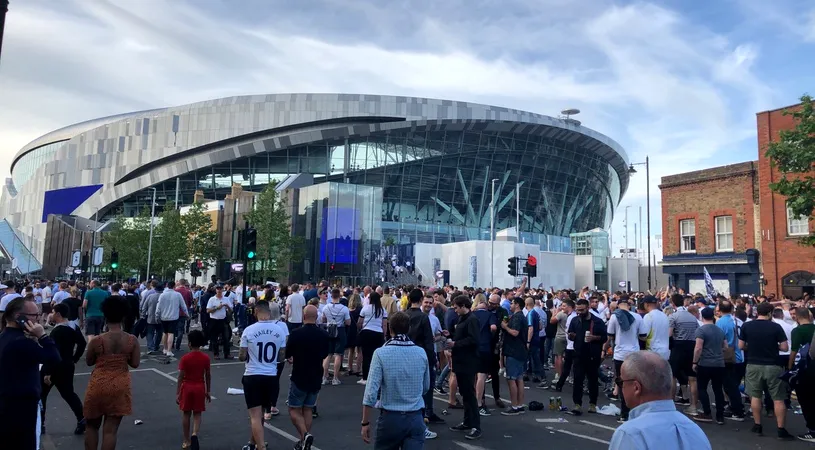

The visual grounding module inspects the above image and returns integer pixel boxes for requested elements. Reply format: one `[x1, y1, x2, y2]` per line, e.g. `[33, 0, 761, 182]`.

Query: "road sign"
[71, 251, 81, 267]
[618, 281, 627, 287]
[619, 248, 637, 254]
[93, 247, 104, 266]
[11, 258, 18, 270]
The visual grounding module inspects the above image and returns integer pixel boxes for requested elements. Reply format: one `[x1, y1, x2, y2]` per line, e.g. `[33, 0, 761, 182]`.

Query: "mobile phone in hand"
[15, 314, 27, 329]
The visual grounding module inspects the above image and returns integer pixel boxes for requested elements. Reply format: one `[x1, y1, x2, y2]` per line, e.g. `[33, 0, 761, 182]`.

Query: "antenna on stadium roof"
[559, 108, 581, 126]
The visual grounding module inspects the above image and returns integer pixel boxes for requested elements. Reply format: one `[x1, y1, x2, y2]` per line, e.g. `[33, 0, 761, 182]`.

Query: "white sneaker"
[424, 428, 437, 439]
[331, 378, 341, 386]
[165, 350, 174, 357]
[357, 379, 367, 385]
[553, 373, 560, 383]
[321, 377, 328, 386]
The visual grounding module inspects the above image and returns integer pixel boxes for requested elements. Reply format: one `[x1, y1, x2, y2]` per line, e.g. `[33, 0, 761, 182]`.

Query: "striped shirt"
[669, 310, 699, 341]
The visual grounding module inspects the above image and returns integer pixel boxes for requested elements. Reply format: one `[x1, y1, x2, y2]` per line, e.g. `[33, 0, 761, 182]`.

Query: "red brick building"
[659, 162, 761, 295]
[757, 104, 815, 299]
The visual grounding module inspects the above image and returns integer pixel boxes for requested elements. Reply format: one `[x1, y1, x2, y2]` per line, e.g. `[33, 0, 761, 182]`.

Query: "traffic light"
[508, 256, 518, 276]
[525, 254, 537, 278]
[110, 250, 119, 269]
[190, 260, 201, 277]
[329, 264, 335, 274]
[244, 227, 257, 260]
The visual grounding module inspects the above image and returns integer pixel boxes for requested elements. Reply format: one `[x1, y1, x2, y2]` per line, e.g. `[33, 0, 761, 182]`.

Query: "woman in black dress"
[346, 293, 363, 376]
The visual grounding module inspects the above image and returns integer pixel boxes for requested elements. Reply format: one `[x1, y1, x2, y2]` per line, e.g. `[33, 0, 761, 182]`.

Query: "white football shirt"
[240, 321, 287, 376]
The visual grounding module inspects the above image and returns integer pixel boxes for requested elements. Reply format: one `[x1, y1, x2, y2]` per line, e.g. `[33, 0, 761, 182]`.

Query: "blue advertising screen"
[320, 207, 360, 264]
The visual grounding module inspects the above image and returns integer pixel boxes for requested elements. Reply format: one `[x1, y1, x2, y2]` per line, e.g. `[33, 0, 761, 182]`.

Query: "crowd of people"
[1, 275, 814, 449]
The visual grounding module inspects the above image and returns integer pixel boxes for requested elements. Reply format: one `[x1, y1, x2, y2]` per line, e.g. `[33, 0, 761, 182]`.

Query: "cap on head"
[642, 295, 658, 304]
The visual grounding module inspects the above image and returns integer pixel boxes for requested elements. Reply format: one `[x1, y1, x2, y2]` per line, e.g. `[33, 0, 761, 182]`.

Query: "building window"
[680, 219, 696, 253]
[787, 205, 809, 236]
[715, 216, 733, 252]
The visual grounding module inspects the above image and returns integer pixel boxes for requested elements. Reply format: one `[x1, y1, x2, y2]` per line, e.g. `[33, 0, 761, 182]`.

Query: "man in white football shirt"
[239, 301, 287, 450]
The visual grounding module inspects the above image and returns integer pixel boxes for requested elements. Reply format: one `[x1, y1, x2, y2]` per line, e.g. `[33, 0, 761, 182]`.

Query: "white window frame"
[680, 219, 696, 254]
[787, 205, 809, 236]
[715, 216, 733, 252]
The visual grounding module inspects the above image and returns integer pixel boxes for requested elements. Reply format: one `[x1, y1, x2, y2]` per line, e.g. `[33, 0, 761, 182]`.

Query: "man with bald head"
[609, 351, 711, 450]
[287, 304, 329, 450]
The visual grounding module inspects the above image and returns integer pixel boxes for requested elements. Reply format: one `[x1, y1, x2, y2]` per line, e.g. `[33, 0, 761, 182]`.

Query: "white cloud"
[0, 0, 793, 256]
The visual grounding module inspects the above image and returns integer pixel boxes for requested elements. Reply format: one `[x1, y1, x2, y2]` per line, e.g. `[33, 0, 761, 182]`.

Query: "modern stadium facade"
[1, 94, 629, 280]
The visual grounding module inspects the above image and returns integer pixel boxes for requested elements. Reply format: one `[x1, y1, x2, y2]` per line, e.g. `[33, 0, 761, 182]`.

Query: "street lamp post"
[89, 207, 100, 280]
[490, 178, 498, 288]
[629, 156, 651, 290]
[146, 187, 157, 281]
[624, 205, 630, 292]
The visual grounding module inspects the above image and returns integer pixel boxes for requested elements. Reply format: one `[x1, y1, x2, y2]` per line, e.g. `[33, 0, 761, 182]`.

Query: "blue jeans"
[375, 410, 425, 450]
[146, 323, 161, 352]
[544, 337, 555, 365]
[174, 316, 187, 350]
[436, 363, 450, 389]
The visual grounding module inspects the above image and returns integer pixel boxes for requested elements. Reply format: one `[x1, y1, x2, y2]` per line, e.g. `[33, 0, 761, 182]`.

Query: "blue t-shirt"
[527, 308, 541, 344]
[716, 314, 743, 363]
[501, 299, 511, 314]
[474, 309, 498, 353]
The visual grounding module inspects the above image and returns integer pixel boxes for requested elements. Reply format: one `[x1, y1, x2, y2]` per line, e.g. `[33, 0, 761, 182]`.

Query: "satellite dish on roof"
[561, 108, 580, 116]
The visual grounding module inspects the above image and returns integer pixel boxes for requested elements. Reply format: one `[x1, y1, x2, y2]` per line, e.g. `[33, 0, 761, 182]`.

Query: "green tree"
[152, 202, 188, 279]
[765, 94, 815, 247]
[101, 208, 152, 278]
[244, 183, 303, 280]
[183, 201, 221, 272]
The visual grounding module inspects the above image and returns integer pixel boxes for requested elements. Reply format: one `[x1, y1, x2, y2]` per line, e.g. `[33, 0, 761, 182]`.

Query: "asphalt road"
[41, 337, 813, 450]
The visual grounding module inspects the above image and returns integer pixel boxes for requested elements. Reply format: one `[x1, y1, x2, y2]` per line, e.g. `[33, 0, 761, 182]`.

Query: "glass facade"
[10, 141, 66, 190]
[570, 229, 610, 289]
[104, 128, 619, 251]
[291, 182, 383, 284]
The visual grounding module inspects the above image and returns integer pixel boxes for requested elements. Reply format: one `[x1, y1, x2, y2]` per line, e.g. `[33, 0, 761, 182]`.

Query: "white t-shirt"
[0, 293, 22, 312]
[359, 304, 388, 333]
[565, 312, 577, 350]
[641, 309, 671, 360]
[270, 319, 289, 342]
[41, 286, 52, 304]
[322, 303, 351, 328]
[206, 296, 231, 320]
[240, 321, 287, 376]
[52, 290, 69, 305]
[607, 310, 643, 361]
[286, 293, 306, 324]
[33, 289, 42, 304]
[773, 318, 794, 356]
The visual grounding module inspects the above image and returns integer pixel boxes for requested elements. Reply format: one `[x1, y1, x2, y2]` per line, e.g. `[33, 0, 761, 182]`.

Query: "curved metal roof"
[10, 94, 629, 190]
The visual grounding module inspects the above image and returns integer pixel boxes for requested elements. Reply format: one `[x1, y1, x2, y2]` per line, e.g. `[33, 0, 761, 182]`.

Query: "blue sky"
[0, 0, 812, 258]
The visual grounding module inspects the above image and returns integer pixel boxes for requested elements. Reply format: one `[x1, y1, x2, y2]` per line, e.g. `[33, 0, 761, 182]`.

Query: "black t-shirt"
[287, 324, 329, 392]
[740, 319, 787, 365]
[544, 308, 558, 338]
[62, 297, 82, 321]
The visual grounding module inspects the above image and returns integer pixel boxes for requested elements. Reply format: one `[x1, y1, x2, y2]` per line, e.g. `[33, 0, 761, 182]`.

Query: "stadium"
[0, 94, 629, 280]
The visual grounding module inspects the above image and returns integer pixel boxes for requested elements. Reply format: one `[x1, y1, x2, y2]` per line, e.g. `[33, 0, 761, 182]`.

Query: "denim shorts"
[504, 356, 525, 380]
[288, 381, 319, 408]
